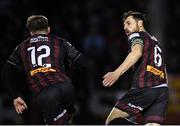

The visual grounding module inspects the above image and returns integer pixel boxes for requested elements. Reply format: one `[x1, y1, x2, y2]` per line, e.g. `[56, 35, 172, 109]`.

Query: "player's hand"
[102, 71, 120, 87]
[13, 97, 28, 114]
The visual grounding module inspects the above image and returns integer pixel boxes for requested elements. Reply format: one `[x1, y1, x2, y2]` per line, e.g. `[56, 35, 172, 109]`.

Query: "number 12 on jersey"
[27, 45, 51, 67]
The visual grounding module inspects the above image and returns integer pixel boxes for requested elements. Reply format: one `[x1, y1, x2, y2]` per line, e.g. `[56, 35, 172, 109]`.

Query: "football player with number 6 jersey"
[103, 11, 168, 126]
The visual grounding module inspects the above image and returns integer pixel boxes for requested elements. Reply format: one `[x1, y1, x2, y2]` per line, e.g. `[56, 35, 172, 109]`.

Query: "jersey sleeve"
[1, 61, 19, 100]
[63, 41, 81, 63]
[128, 32, 144, 48]
[2, 45, 22, 100]
[7, 45, 22, 66]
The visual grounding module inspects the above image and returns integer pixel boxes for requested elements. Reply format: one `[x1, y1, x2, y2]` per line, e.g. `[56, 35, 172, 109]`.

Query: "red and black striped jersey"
[128, 32, 167, 88]
[7, 34, 81, 93]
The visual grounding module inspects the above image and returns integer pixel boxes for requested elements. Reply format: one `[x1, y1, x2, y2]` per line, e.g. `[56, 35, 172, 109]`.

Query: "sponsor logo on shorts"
[30, 67, 56, 76]
[146, 65, 164, 78]
[128, 103, 143, 111]
[53, 109, 67, 121]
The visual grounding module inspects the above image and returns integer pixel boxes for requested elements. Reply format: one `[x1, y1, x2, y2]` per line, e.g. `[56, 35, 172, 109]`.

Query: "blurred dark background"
[0, 0, 180, 124]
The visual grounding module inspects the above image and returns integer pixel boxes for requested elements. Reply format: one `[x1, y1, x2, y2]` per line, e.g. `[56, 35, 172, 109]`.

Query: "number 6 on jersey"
[154, 45, 162, 67]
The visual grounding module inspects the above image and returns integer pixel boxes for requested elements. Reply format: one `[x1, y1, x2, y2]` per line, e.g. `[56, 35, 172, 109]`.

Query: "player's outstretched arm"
[13, 97, 28, 114]
[102, 43, 143, 87]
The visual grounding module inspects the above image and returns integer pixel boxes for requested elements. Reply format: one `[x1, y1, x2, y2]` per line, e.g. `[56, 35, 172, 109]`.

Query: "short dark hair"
[123, 11, 147, 24]
[26, 15, 48, 32]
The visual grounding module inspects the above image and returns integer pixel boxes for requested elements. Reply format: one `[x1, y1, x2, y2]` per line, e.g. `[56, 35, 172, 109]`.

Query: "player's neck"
[30, 31, 48, 36]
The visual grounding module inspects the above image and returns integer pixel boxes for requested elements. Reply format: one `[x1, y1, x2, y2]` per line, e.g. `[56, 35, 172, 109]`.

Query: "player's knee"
[106, 107, 129, 125]
[110, 107, 129, 118]
[144, 123, 161, 126]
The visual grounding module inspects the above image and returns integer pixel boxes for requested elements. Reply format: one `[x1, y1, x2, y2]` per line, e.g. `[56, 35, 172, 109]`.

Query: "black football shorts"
[115, 87, 169, 124]
[36, 81, 75, 124]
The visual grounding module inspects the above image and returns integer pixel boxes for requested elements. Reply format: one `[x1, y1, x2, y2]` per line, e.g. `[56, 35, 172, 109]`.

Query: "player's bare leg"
[105, 107, 129, 125]
[144, 123, 161, 126]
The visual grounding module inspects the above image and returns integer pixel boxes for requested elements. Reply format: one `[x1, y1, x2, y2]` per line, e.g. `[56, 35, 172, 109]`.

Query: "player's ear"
[48, 26, 50, 34]
[30, 32, 33, 35]
[138, 20, 143, 28]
